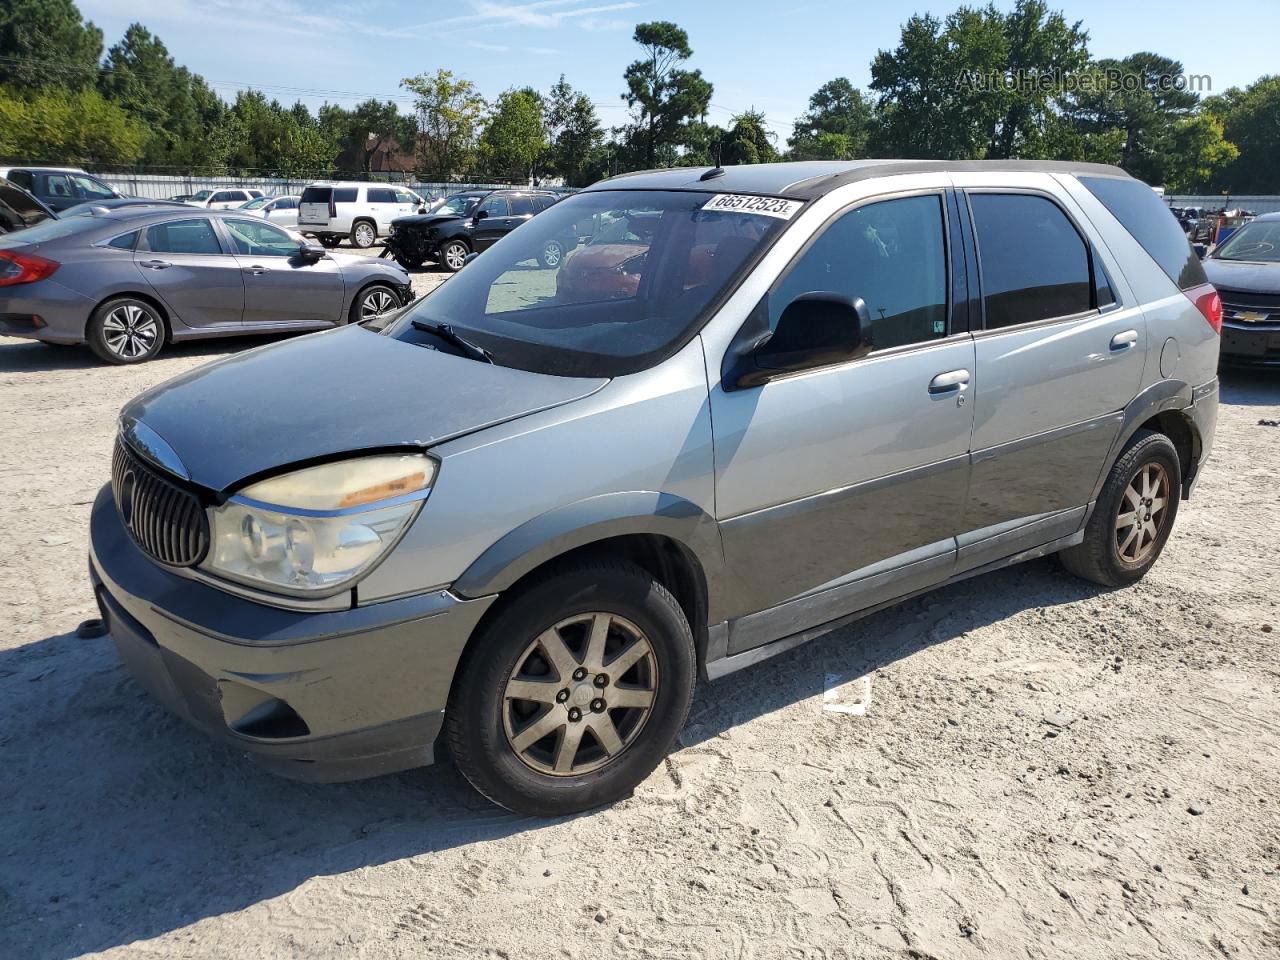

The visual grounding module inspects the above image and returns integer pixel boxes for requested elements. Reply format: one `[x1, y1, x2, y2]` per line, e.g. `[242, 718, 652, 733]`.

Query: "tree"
[722, 109, 777, 165]
[622, 21, 713, 167]
[788, 78, 873, 160]
[0, 86, 147, 163]
[321, 98, 415, 173]
[479, 88, 547, 182]
[544, 75, 604, 186]
[401, 69, 486, 179]
[1203, 76, 1280, 193]
[1157, 113, 1237, 192]
[0, 0, 102, 92]
[98, 24, 225, 168]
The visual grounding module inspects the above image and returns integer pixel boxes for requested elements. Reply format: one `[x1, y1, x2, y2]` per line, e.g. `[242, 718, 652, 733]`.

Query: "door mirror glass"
[740, 292, 873, 387]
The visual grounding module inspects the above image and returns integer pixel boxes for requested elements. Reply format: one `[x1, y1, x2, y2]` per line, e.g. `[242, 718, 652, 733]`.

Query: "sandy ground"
[1, 255, 1277, 959]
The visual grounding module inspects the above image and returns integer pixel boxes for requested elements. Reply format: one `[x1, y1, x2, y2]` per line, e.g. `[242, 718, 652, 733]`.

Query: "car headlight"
[205, 453, 435, 594]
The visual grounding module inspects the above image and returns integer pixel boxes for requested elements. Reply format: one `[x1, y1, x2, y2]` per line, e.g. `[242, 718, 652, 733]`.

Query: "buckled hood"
[121, 325, 607, 493]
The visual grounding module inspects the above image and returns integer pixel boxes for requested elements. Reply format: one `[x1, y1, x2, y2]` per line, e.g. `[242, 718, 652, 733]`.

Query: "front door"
[220, 218, 345, 327]
[134, 217, 244, 331]
[953, 179, 1146, 569]
[710, 191, 976, 653]
[471, 195, 512, 251]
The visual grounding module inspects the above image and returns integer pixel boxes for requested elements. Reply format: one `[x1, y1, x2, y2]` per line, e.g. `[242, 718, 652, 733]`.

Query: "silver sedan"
[237, 195, 301, 227]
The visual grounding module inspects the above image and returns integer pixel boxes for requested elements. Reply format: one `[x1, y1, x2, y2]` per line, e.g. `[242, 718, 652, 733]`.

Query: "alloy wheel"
[444, 243, 467, 270]
[542, 241, 563, 267]
[502, 613, 658, 777]
[102, 304, 160, 360]
[359, 288, 396, 322]
[354, 223, 376, 247]
[1115, 462, 1170, 564]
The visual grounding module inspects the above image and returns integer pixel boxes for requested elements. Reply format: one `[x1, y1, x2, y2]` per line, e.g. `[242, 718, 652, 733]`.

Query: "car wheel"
[440, 240, 470, 272]
[319, 235, 342, 249]
[350, 220, 377, 249]
[1059, 429, 1181, 587]
[446, 558, 696, 817]
[87, 298, 165, 364]
[538, 239, 565, 268]
[395, 255, 426, 270]
[349, 283, 400, 325]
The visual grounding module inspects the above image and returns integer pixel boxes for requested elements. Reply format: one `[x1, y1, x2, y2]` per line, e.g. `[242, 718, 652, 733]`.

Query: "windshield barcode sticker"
[701, 194, 804, 220]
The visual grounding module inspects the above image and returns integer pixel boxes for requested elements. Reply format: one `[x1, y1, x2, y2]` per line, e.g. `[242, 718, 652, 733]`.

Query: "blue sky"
[76, 0, 1275, 141]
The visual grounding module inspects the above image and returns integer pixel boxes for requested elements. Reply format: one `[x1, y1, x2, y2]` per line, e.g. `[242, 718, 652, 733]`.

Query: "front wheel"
[445, 559, 696, 817]
[318, 235, 342, 249]
[538, 238, 566, 268]
[1059, 429, 1181, 587]
[439, 239, 470, 272]
[87, 298, 165, 364]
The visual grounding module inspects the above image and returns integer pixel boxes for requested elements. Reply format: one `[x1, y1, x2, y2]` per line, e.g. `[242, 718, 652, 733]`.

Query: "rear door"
[953, 174, 1145, 571]
[366, 187, 400, 233]
[221, 218, 344, 326]
[471, 195, 511, 250]
[135, 217, 244, 330]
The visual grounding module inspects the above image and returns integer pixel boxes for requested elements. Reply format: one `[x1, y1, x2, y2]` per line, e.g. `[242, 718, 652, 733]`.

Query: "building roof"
[584, 159, 1133, 199]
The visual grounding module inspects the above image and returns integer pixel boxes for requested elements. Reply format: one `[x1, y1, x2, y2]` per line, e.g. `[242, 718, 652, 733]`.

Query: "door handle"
[928, 369, 971, 394]
[242, 265, 269, 275]
[1110, 329, 1139, 351]
[139, 259, 171, 270]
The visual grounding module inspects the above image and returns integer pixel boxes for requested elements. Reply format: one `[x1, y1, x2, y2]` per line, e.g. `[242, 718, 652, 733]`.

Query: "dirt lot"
[1, 267, 1277, 959]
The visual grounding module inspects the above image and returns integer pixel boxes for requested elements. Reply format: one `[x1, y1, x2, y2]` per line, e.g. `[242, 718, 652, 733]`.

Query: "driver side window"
[771, 194, 948, 353]
[224, 219, 300, 257]
[477, 196, 508, 219]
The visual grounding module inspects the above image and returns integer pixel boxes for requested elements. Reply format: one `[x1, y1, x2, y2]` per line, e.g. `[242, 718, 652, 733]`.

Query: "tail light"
[0, 250, 59, 287]
[329, 197, 337, 218]
[1185, 282, 1222, 334]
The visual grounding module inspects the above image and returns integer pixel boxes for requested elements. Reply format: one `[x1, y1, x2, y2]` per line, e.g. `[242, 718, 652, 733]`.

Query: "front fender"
[451, 490, 725, 611]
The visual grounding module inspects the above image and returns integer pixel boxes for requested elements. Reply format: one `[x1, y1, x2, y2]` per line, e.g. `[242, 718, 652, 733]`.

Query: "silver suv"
[89, 161, 1220, 816]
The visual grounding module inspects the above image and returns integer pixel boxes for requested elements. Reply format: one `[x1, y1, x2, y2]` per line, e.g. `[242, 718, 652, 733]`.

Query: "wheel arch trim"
[1093, 378, 1199, 502]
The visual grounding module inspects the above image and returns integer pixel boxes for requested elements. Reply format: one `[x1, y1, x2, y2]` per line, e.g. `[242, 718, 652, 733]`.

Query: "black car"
[1201, 211, 1280, 367]
[0, 167, 123, 213]
[0, 178, 55, 234]
[384, 189, 576, 272]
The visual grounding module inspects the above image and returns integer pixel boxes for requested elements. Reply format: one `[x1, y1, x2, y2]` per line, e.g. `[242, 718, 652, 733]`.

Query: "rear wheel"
[446, 559, 696, 817]
[350, 220, 377, 249]
[349, 283, 400, 325]
[1059, 429, 1181, 587]
[87, 297, 164, 364]
[439, 239, 470, 272]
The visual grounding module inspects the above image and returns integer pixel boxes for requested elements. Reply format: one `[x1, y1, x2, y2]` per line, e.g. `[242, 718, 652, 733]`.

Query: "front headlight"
[205, 453, 435, 594]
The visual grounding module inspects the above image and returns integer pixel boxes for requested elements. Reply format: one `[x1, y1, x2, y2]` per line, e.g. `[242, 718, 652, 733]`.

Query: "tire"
[1059, 429, 1181, 587]
[446, 558, 696, 817]
[538, 238, 566, 269]
[318, 235, 342, 249]
[87, 297, 165, 364]
[349, 283, 400, 325]
[394, 255, 426, 270]
[350, 220, 377, 249]
[439, 239, 470, 272]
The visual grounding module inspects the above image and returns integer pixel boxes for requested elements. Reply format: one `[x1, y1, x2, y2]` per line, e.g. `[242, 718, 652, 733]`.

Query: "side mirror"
[462, 251, 479, 268]
[1192, 242, 1207, 259]
[735, 292, 873, 389]
[298, 242, 327, 262]
[473, 209, 488, 222]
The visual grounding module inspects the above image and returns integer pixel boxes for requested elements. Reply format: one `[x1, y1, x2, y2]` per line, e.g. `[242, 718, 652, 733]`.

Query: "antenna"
[700, 142, 725, 181]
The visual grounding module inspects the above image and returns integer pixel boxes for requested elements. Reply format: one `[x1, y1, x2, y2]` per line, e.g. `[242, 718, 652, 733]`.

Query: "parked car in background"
[0, 167, 123, 213]
[0, 207, 411, 363]
[1201, 211, 1280, 367]
[0, 178, 55, 234]
[185, 188, 265, 210]
[298, 182, 424, 249]
[1176, 206, 1214, 244]
[167, 194, 195, 202]
[58, 198, 192, 218]
[86, 160, 1218, 817]
[384, 189, 573, 271]
[237, 195, 301, 228]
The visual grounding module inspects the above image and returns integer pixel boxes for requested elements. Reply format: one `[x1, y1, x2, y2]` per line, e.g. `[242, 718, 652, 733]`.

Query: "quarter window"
[143, 219, 223, 255]
[106, 231, 138, 250]
[969, 193, 1092, 328]
[771, 194, 949, 352]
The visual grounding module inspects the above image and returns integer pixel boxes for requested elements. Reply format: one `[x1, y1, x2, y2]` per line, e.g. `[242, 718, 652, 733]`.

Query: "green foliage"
[320, 99, 415, 172]
[0, 85, 147, 163]
[788, 78, 872, 160]
[0, 0, 102, 92]
[544, 76, 604, 186]
[722, 110, 777, 165]
[401, 69, 486, 179]
[1203, 76, 1280, 192]
[622, 21, 713, 166]
[479, 89, 547, 181]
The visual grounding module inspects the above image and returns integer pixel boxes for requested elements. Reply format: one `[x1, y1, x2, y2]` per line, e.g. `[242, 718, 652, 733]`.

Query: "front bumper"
[88, 484, 495, 782]
[1221, 321, 1280, 366]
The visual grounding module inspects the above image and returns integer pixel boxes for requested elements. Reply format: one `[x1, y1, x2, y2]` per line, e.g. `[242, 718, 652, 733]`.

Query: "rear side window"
[772, 193, 949, 352]
[300, 187, 331, 204]
[144, 219, 223, 255]
[334, 188, 358, 203]
[367, 188, 397, 204]
[509, 196, 537, 216]
[1079, 175, 1206, 290]
[969, 193, 1092, 328]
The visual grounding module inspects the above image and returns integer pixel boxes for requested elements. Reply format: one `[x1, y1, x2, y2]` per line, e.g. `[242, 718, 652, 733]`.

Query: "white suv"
[186, 188, 264, 210]
[298, 181, 425, 248]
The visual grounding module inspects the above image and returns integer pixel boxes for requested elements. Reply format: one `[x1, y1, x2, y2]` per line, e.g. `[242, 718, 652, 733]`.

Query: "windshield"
[1212, 220, 1280, 263]
[388, 189, 793, 377]
[190, 190, 213, 202]
[430, 194, 482, 217]
[241, 197, 271, 210]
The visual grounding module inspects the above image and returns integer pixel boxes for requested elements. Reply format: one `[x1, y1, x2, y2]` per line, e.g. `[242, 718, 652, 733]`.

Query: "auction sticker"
[702, 194, 804, 220]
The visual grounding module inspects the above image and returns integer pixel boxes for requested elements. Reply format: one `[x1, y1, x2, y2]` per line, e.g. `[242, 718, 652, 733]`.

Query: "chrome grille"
[111, 438, 210, 567]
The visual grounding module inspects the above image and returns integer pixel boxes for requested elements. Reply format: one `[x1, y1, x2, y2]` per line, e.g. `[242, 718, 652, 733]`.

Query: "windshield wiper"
[411, 319, 493, 364]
